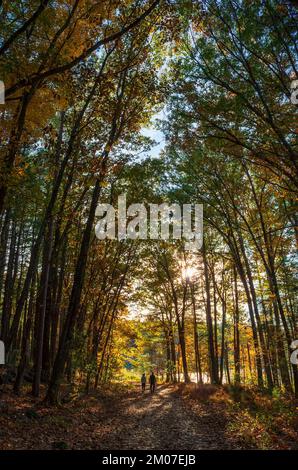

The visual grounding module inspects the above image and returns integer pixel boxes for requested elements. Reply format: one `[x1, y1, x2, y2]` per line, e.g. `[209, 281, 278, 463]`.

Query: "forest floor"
[0, 383, 297, 450]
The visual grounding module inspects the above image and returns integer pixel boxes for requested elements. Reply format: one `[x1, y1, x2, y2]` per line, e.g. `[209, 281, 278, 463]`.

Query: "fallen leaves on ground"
[0, 383, 297, 450]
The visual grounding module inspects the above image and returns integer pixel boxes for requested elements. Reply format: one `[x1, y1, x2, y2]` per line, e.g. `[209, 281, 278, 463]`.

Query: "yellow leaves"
[25, 87, 62, 138]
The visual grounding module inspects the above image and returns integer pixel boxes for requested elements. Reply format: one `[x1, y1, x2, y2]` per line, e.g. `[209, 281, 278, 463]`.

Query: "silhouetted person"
[149, 372, 156, 393]
[141, 373, 146, 392]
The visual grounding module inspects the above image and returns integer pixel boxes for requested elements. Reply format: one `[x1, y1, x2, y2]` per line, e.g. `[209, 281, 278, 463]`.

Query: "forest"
[0, 0, 297, 452]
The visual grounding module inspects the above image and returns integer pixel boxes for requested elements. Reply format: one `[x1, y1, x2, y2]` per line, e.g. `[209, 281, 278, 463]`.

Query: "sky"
[140, 108, 167, 159]
[140, 126, 165, 158]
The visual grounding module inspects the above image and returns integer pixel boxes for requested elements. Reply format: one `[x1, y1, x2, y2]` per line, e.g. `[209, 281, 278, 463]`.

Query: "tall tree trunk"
[1, 219, 16, 342]
[14, 274, 36, 394]
[191, 281, 203, 383]
[32, 217, 53, 397]
[233, 266, 241, 385]
[202, 242, 219, 384]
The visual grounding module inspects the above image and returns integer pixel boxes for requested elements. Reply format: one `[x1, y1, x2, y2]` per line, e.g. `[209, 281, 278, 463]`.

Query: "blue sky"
[140, 109, 167, 158]
[140, 126, 165, 158]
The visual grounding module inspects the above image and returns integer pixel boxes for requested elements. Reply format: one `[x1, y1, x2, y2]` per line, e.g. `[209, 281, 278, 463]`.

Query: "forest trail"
[95, 385, 234, 450]
[1, 383, 296, 450]
[0, 384, 234, 450]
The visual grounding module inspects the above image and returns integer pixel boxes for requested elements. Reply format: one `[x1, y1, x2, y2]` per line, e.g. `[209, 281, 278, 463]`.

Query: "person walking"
[149, 371, 156, 393]
[141, 373, 146, 392]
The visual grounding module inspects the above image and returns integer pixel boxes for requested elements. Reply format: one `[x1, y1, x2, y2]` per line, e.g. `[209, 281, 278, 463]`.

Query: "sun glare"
[181, 266, 197, 281]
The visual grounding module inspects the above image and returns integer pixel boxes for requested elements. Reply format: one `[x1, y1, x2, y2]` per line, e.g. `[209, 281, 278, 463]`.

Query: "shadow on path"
[95, 385, 236, 450]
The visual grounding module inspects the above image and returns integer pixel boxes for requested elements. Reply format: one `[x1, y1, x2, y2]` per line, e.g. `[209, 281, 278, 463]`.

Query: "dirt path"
[0, 384, 238, 449]
[94, 385, 234, 450]
[2, 383, 296, 450]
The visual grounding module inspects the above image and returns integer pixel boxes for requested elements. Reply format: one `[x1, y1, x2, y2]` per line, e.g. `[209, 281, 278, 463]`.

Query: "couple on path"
[141, 372, 156, 393]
